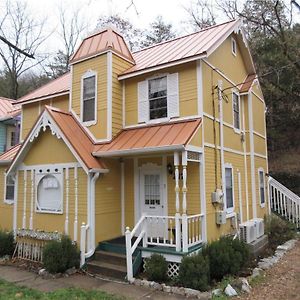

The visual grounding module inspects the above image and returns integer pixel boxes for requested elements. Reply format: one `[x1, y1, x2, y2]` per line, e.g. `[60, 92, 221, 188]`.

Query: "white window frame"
[232, 90, 241, 133]
[258, 168, 266, 208]
[35, 172, 63, 214]
[4, 174, 15, 205]
[80, 70, 97, 127]
[231, 37, 237, 56]
[224, 163, 235, 214]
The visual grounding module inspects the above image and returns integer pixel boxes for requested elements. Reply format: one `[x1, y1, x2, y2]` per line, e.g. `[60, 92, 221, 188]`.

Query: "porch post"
[182, 151, 188, 252]
[174, 152, 181, 252]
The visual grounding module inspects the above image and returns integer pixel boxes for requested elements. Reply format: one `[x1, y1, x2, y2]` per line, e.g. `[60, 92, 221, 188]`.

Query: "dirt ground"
[239, 240, 300, 300]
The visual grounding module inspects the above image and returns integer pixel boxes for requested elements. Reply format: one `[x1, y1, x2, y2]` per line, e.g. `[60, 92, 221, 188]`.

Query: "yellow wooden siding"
[112, 54, 133, 137]
[252, 82, 264, 100]
[188, 125, 202, 147]
[252, 93, 265, 135]
[207, 34, 248, 86]
[254, 135, 267, 156]
[71, 54, 107, 140]
[223, 126, 243, 152]
[95, 158, 121, 242]
[0, 166, 13, 230]
[124, 62, 198, 126]
[21, 103, 40, 139]
[52, 95, 69, 111]
[124, 159, 134, 229]
[23, 130, 76, 165]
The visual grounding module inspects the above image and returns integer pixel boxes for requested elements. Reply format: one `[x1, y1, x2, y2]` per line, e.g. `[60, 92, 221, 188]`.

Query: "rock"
[152, 282, 162, 290]
[197, 291, 212, 300]
[134, 279, 141, 286]
[212, 289, 222, 296]
[258, 259, 273, 270]
[141, 279, 150, 287]
[240, 278, 251, 294]
[277, 239, 297, 251]
[185, 288, 201, 298]
[65, 267, 76, 275]
[54, 272, 62, 279]
[38, 268, 47, 276]
[224, 284, 238, 297]
[162, 284, 171, 293]
[171, 286, 185, 295]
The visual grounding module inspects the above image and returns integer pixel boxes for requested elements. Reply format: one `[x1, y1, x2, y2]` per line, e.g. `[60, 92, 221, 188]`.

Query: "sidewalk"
[0, 265, 187, 299]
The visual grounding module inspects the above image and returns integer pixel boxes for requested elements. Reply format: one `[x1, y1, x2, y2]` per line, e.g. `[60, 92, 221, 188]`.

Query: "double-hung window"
[82, 73, 96, 124]
[232, 92, 240, 130]
[5, 175, 15, 204]
[259, 169, 265, 206]
[148, 77, 168, 120]
[225, 166, 234, 213]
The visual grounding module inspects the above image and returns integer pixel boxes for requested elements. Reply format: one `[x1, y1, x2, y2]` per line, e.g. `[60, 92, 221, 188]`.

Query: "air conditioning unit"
[239, 221, 256, 244]
[252, 218, 264, 239]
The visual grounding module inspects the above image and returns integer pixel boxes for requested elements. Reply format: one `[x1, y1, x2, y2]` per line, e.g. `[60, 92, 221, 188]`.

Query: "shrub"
[144, 254, 168, 282]
[178, 253, 210, 291]
[202, 236, 250, 281]
[0, 230, 14, 257]
[265, 214, 296, 250]
[43, 235, 80, 274]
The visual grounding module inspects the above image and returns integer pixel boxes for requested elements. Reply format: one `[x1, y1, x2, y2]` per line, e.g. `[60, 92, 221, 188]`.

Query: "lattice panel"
[187, 151, 200, 162]
[167, 262, 179, 278]
[143, 258, 180, 279]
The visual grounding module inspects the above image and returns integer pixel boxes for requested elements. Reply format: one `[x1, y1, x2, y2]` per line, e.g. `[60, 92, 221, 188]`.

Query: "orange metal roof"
[0, 97, 21, 119]
[240, 74, 257, 93]
[46, 106, 106, 170]
[70, 28, 135, 64]
[17, 73, 70, 104]
[93, 118, 201, 157]
[0, 144, 21, 164]
[120, 19, 240, 77]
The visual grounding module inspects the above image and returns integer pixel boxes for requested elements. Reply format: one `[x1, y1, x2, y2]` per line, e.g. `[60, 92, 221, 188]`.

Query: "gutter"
[0, 160, 12, 165]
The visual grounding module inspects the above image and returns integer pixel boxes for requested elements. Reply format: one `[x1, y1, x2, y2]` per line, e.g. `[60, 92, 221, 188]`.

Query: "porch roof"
[0, 144, 21, 165]
[93, 118, 201, 157]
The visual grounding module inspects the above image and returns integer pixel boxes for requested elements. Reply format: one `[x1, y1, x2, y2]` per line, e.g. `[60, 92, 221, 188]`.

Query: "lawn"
[0, 279, 124, 300]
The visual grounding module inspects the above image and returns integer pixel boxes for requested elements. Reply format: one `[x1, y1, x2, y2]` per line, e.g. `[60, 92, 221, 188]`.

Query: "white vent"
[252, 218, 264, 239]
[239, 221, 256, 244]
[187, 151, 200, 162]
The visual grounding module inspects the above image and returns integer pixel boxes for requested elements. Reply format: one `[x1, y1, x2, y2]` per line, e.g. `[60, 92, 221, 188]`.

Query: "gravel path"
[239, 240, 300, 300]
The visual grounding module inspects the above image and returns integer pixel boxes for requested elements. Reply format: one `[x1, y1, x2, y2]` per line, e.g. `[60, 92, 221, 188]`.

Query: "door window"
[144, 174, 160, 205]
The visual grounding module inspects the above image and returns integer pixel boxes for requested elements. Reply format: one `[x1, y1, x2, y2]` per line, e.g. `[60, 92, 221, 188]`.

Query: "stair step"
[94, 250, 127, 265]
[86, 260, 127, 280]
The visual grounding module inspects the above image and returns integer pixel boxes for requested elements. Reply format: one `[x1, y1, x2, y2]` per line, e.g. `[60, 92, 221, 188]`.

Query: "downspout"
[85, 172, 100, 258]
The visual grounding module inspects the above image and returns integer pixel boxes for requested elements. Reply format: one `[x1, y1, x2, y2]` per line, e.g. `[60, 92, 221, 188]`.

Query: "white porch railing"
[269, 176, 300, 228]
[125, 213, 204, 281]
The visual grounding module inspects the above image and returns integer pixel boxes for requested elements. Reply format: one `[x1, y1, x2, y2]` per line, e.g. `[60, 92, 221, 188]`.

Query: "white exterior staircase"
[269, 176, 300, 228]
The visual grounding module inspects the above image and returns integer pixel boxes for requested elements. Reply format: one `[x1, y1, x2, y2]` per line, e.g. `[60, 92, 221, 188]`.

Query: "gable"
[23, 129, 76, 165]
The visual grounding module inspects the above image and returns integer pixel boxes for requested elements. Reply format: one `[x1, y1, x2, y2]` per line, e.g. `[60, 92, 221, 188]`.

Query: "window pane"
[149, 77, 167, 99]
[233, 93, 240, 129]
[83, 98, 95, 122]
[6, 185, 14, 200]
[259, 171, 265, 204]
[83, 76, 95, 100]
[225, 168, 233, 209]
[149, 98, 167, 120]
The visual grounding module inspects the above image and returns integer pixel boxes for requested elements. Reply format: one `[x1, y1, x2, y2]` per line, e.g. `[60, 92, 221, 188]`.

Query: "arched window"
[36, 174, 62, 213]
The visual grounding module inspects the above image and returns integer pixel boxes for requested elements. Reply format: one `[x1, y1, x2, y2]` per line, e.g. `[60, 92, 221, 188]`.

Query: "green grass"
[0, 279, 124, 300]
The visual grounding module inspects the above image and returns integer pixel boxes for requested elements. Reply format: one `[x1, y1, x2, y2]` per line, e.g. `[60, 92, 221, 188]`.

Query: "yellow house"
[0, 19, 270, 279]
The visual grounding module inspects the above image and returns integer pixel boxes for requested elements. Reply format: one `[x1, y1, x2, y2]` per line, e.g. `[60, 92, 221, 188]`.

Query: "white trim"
[68, 65, 73, 114]
[18, 91, 69, 106]
[20, 109, 24, 142]
[224, 163, 235, 214]
[80, 70, 98, 127]
[107, 52, 112, 140]
[185, 145, 203, 153]
[248, 92, 257, 218]
[118, 54, 206, 80]
[29, 169, 34, 229]
[13, 173, 18, 233]
[258, 167, 266, 208]
[196, 59, 203, 116]
[237, 170, 243, 223]
[65, 168, 69, 234]
[18, 162, 80, 171]
[252, 91, 265, 104]
[93, 144, 185, 157]
[121, 160, 125, 235]
[231, 37, 237, 56]
[133, 158, 139, 225]
[162, 156, 168, 218]
[122, 81, 125, 128]
[74, 166, 78, 241]
[38, 101, 41, 115]
[22, 170, 27, 228]
[199, 154, 207, 242]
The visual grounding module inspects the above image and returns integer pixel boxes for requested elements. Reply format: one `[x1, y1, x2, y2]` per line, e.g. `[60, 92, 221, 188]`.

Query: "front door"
[140, 166, 166, 238]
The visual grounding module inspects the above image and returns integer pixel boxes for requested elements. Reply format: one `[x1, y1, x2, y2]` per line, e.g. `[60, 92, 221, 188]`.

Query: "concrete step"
[94, 250, 127, 266]
[86, 260, 127, 280]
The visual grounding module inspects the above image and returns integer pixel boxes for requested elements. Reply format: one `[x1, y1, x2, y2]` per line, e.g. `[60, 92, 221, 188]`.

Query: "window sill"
[233, 127, 241, 134]
[226, 211, 236, 219]
[260, 203, 266, 208]
[82, 120, 96, 127]
[147, 117, 170, 125]
[4, 200, 14, 205]
[35, 209, 63, 215]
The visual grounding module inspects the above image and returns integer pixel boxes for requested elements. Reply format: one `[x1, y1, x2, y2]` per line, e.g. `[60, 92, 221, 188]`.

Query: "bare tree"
[47, 6, 86, 78]
[0, 0, 47, 99]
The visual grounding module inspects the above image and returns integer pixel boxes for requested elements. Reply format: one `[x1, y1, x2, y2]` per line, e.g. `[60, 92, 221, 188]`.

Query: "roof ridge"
[45, 105, 71, 116]
[0, 96, 16, 102]
[17, 72, 70, 102]
[133, 19, 239, 54]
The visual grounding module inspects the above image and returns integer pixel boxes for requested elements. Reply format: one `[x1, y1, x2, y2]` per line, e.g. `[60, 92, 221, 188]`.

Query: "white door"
[140, 167, 166, 239]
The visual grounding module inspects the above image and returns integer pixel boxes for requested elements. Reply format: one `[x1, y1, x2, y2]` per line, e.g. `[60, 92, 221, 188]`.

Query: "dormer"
[69, 28, 135, 142]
